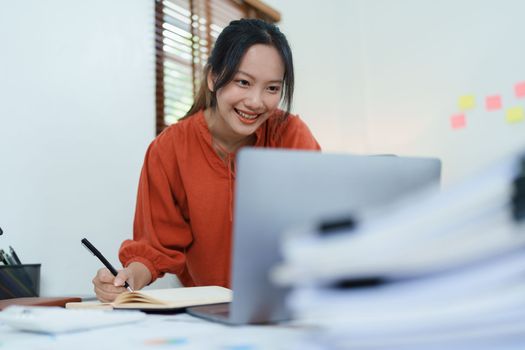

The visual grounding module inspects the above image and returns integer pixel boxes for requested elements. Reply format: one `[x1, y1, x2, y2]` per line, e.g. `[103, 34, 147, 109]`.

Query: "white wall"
[357, 0, 525, 184]
[0, 0, 161, 296]
[265, 0, 369, 153]
[269, 0, 525, 185]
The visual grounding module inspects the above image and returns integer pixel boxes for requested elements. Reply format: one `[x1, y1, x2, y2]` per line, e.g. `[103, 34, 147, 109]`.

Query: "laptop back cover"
[230, 149, 441, 324]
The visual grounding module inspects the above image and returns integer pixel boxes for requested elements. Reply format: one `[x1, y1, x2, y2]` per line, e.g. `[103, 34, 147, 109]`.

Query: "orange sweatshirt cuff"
[124, 256, 160, 285]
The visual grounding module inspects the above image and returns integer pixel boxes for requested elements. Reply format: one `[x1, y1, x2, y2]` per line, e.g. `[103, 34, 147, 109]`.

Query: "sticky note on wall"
[506, 106, 524, 123]
[450, 113, 466, 129]
[485, 95, 502, 111]
[515, 81, 525, 98]
[458, 95, 475, 110]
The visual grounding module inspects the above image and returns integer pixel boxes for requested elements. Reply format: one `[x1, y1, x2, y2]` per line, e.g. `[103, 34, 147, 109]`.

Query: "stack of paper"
[0, 306, 146, 333]
[272, 151, 525, 349]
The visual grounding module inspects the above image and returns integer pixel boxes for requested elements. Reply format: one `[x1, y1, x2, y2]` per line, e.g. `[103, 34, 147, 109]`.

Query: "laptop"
[187, 149, 441, 324]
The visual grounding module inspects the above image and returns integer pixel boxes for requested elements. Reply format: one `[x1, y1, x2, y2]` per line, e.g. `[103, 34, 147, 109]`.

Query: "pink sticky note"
[515, 81, 525, 98]
[450, 113, 466, 129]
[485, 95, 502, 111]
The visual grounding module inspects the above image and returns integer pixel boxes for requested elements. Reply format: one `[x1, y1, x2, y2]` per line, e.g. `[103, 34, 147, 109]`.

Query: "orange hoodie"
[119, 110, 321, 287]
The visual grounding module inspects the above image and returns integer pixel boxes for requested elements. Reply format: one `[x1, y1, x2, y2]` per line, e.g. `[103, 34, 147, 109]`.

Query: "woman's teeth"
[236, 109, 258, 120]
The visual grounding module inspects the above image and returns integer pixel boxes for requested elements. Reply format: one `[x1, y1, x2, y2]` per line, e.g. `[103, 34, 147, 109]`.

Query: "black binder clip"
[318, 216, 358, 236]
[511, 154, 525, 222]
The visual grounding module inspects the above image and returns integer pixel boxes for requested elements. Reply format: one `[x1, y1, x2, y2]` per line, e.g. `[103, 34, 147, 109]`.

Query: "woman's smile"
[235, 108, 261, 124]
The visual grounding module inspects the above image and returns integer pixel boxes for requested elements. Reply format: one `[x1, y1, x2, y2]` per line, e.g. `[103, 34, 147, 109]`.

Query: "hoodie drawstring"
[213, 140, 236, 222]
[226, 153, 235, 222]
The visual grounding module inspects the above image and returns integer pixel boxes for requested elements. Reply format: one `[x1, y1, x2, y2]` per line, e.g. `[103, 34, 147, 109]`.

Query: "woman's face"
[208, 44, 285, 139]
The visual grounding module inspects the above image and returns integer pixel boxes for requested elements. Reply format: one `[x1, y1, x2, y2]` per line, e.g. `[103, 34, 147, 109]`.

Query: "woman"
[93, 19, 320, 302]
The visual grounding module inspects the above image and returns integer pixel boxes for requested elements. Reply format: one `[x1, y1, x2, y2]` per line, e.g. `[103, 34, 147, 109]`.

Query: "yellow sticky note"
[506, 106, 524, 123]
[458, 95, 475, 110]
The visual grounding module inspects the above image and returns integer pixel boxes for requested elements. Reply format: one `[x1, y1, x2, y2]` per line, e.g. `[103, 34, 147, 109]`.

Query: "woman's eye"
[236, 79, 250, 87]
[267, 85, 281, 93]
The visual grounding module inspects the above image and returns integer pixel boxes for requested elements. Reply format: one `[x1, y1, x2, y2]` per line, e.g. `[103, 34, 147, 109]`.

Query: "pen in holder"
[0, 264, 41, 300]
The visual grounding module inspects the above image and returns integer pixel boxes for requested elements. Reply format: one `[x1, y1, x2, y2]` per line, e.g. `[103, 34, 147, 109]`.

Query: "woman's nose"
[244, 89, 264, 111]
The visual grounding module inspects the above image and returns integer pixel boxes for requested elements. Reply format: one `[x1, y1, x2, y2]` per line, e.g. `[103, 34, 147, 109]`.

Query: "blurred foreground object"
[273, 149, 525, 349]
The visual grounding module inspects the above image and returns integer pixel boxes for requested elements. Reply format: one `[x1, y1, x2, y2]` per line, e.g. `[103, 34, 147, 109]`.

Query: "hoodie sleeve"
[119, 132, 193, 284]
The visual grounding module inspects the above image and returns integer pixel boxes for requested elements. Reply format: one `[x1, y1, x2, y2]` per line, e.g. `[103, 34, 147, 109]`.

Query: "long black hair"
[184, 18, 294, 120]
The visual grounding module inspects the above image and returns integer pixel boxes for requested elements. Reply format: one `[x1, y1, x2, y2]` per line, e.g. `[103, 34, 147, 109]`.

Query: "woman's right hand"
[92, 262, 152, 302]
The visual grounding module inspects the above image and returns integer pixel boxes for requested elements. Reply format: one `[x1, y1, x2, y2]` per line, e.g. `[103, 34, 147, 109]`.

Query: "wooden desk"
[0, 297, 82, 311]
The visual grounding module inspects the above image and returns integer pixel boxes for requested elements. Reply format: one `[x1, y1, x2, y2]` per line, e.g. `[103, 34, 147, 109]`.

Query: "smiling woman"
[91, 18, 320, 303]
[155, 0, 281, 133]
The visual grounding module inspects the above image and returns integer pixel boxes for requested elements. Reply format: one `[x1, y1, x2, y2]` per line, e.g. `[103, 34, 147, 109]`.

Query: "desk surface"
[0, 313, 317, 350]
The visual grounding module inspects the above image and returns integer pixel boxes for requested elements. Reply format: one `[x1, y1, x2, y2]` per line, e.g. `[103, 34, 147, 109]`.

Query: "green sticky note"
[506, 106, 524, 123]
[458, 95, 475, 110]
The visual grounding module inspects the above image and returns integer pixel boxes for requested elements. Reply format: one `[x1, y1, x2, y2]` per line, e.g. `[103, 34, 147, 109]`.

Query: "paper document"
[0, 305, 146, 334]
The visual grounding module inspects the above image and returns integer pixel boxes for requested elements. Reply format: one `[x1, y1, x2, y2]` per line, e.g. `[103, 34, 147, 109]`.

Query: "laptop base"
[186, 303, 232, 324]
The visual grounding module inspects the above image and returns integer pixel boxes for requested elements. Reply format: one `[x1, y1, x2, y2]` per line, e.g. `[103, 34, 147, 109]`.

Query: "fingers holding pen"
[95, 267, 116, 284]
[92, 268, 128, 302]
[82, 237, 134, 297]
[114, 268, 133, 289]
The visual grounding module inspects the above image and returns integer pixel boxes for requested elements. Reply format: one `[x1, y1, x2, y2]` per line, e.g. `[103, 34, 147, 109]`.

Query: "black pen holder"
[0, 264, 41, 300]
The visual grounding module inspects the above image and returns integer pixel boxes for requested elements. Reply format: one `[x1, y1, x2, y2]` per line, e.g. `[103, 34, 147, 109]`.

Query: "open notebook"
[66, 286, 232, 311]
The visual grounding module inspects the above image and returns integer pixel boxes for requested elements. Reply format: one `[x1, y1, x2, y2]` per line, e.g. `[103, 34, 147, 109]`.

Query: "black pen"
[1, 249, 16, 265]
[9, 246, 22, 264]
[0, 249, 9, 265]
[81, 238, 134, 292]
